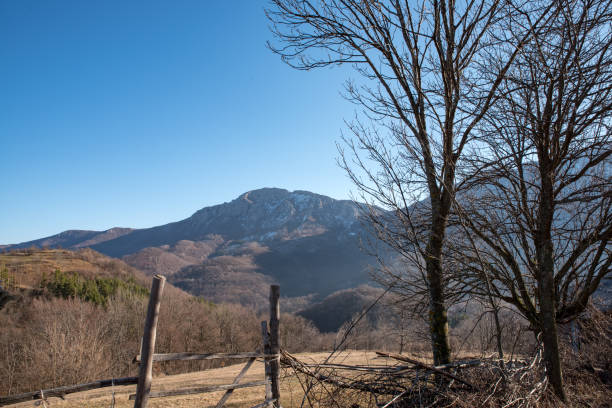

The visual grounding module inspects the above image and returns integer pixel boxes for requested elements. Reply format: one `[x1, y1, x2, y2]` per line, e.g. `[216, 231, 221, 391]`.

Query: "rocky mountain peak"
[186, 188, 359, 242]
[239, 187, 290, 204]
[6, 188, 365, 258]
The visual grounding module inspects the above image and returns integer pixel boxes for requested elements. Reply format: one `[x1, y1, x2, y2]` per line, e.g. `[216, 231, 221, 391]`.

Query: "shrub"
[43, 269, 148, 306]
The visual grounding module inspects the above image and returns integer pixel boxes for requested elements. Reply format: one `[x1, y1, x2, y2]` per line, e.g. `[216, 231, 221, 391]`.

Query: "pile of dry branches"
[280, 339, 610, 408]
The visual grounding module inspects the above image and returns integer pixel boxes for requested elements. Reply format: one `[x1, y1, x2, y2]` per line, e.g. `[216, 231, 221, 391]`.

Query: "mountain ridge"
[3, 188, 380, 301]
[4, 188, 361, 250]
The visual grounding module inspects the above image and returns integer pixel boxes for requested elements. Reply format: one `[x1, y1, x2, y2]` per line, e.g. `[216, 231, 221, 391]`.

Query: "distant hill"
[5, 228, 134, 251]
[297, 285, 388, 332]
[0, 248, 188, 301]
[4, 188, 384, 302]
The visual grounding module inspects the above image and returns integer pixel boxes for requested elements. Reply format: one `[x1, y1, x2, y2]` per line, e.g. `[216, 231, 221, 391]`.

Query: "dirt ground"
[9, 351, 391, 408]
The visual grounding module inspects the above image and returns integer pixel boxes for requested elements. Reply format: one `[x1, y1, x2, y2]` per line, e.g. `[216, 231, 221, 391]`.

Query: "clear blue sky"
[0, 0, 358, 244]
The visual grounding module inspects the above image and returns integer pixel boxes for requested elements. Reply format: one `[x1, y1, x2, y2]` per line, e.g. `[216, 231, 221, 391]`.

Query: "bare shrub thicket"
[0, 297, 117, 394]
[0, 288, 326, 396]
[280, 308, 611, 408]
[281, 313, 334, 353]
[441, 308, 612, 408]
[23, 298, 112, 388]
[450, 305, 535, 359]
[332, 301, 536, 360]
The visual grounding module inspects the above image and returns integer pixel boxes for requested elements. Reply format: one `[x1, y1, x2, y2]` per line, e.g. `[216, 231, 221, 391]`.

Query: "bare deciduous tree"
[267, 0, 554, 365]
[451, 0, 612, 399]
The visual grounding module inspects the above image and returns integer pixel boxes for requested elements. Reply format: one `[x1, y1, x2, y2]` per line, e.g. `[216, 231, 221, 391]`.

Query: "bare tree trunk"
[484, 270, 504, 363]
[492, 304, 505, 364]
[537, 244, 565, 401]
[426, 219, 451, 365]
[537, 170, 566, 401]
[538, 258, 565, 401]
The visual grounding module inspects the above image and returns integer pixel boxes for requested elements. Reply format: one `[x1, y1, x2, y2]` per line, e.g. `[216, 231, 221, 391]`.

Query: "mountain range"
[4, 188, 381, 306]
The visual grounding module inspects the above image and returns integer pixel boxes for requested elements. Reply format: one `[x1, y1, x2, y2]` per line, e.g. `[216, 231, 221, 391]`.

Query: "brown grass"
[7, 351, 378, 408]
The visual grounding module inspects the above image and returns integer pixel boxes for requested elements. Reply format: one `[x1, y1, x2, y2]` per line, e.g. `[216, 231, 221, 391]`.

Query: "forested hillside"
[0, 249, 324, 396]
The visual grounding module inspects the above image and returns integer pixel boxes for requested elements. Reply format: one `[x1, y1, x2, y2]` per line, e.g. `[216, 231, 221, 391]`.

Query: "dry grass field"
[8, 351, 392, 408]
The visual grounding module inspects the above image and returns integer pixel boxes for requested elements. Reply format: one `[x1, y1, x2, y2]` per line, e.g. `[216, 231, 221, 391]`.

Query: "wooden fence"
[0, 275, 282, 408]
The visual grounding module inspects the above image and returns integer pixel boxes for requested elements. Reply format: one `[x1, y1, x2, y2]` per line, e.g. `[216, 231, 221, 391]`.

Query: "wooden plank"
[128, 381, 267, 400]
[0, 377, 138, 406]
[269, 285, 281, 407]
[261, 321, 272, 401]
[214, 357, 256, 408]
[133, 352, 273, 363]
[134, 274, 166, 408]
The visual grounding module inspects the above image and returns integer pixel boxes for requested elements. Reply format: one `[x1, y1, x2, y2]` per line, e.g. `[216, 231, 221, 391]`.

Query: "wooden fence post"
[261, 321, 273, 402]
[269, 285, 281, 407]
[134, 275, 165, 408]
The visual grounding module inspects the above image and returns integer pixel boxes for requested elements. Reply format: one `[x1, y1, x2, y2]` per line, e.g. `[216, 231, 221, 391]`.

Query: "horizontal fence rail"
[128, 380, 268, 400]
[133, 351, 277, 363]
[0, 376, 138, 406]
